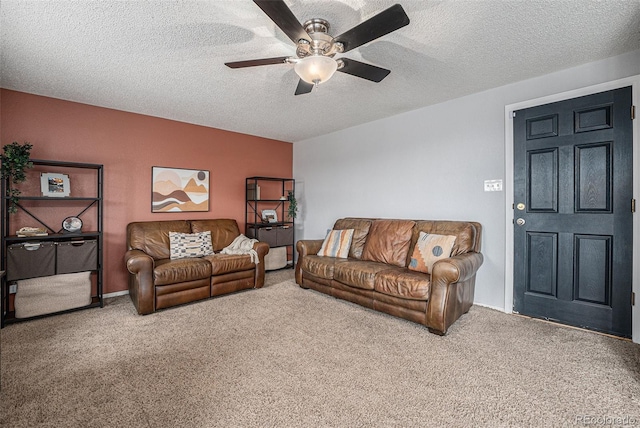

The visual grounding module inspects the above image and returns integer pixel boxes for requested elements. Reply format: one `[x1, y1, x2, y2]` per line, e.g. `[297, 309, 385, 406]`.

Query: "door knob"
[516, 218, 525, 226]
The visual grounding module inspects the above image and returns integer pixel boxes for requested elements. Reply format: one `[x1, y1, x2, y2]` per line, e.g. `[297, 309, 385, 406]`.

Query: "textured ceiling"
[2, 1, 640, 143]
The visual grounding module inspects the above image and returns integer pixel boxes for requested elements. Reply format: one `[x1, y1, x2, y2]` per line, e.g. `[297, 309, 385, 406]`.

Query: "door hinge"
[632, 105, 636, 120]
[633, 199, 636, 213]
[512, 111, 516, 118]
[633, 292, 636, 306]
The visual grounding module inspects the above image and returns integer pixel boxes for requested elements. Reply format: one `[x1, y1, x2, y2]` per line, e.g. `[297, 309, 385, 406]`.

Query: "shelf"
[2, 159, 104, 328]
[2, 298, 102, 325]
[247, 222, 292, 227]
[10, 196, 100, 201]
[29, 159, 103, 169]
[246, 176, 295, 182]
[5, 232, 101, 243]
[246, 177, 295, 269]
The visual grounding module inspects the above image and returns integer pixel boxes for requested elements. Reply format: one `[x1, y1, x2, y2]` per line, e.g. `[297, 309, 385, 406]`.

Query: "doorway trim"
[504, 75, 640, 343]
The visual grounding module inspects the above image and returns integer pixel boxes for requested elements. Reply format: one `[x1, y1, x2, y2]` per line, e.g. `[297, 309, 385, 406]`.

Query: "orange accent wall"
[0, 89, 292, 294]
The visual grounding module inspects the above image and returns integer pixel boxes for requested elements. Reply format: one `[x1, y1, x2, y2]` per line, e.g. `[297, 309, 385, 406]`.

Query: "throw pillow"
[169, 231, 214, 260]
[409, 232, 457, 274]
[317, 229, 354, 258]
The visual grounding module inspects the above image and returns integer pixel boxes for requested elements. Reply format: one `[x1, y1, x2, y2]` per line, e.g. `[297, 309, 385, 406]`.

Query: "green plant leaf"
[1, 141, 33, 214]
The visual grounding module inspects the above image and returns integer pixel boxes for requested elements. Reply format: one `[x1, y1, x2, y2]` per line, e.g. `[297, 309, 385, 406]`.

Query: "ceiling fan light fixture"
[294, 55, 338, 86]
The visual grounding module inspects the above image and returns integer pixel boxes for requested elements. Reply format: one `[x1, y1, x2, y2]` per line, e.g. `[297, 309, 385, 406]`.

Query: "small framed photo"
[262, 209, 278, 223]
[40, 173, 70, 197]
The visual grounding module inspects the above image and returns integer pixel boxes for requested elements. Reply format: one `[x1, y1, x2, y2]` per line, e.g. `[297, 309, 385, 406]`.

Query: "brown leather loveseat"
[296, 218, 483, 335]
[125, 219, 269, 315]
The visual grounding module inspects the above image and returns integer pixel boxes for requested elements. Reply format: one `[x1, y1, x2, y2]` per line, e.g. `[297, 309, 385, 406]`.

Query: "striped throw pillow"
[169, 231, 214, 260]
[317, 229, 354, 258]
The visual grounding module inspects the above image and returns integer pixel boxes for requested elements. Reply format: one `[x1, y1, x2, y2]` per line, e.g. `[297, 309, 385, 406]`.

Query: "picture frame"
[262, 209, 278, 223]
[40, 173, 70, 197]
[151, 166, 210, 213]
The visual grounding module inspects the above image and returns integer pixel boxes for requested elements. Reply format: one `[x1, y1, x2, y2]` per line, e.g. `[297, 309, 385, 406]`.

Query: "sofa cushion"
[169, 231, 214, 260]
[374, 269, 431, 301]
[317, 229, 354, 258]
[204, 253, 255, 275]
[408, 232, 456, 274]
[334, 260, 392, 290]
[361, 219, 415, 267]
[333, 218, 373, 259]
[190, 219, 241, 251]
[128, 220, 191, 260]
[153, 258, 212, 286]
[301, 255, 345, 280]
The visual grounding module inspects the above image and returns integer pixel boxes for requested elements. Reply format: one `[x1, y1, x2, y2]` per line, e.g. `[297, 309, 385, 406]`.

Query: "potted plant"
[287, 190, 298, 220]
[1, 141, 33, 213]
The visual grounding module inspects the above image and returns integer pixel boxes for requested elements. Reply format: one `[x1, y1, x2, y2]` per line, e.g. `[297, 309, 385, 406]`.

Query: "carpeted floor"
[1, 269, 639, 427]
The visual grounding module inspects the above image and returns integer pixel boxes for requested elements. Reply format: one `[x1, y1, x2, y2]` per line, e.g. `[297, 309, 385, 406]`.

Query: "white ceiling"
[2, 1, 640, 143]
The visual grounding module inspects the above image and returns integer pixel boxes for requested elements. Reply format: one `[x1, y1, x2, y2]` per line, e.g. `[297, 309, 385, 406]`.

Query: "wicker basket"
[265, 246, 287, 271]
[15, 271, 92, 318]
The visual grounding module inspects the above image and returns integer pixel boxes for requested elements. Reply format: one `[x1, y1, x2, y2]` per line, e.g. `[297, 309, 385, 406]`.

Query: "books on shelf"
[247, 183, 261, 200]
[16, 227, 48, 237]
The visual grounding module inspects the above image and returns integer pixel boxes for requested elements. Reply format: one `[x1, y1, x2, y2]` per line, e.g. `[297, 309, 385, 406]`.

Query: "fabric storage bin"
[276, 227, 293, 247]
[247, 227, 278, 247]
[265, 246, 287, 270]
[56, 240, 98, 274]
[7, 241, 56, 281]
[14, 271, 92, 318]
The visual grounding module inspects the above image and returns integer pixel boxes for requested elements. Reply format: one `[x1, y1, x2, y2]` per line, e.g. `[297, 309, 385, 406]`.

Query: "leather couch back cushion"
[333, 218, 373, 259]
[128, 220, 191, 260]
[190, 219, 241, 251]
[406, 221, 478, 266]
[361, 219, 416, 267]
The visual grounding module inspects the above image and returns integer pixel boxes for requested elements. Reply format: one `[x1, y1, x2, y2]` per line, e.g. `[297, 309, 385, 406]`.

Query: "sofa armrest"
[252, 241, 270, 288]
[295, 239, 324, 284]
[426, 252, 484, 335]
[124, 249, 155, 315]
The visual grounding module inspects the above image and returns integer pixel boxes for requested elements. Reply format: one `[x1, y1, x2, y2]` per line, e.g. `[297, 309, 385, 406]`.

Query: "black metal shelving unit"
[1, 159, 103, 327]
[245, 176, 295, 268]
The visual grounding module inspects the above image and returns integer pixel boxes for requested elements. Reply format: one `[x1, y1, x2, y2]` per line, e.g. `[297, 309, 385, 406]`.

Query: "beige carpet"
[1, 269, 639, 427]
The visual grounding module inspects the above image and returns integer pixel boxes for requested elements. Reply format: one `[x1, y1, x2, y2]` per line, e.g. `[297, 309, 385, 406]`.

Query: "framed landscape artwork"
[151, 167, 210, 213]
[40, 172, 70, 197]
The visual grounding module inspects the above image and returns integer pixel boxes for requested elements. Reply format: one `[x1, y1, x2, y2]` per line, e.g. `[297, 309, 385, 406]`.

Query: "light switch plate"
[9, 283, 17, 294]
[484, 179, 503, 192]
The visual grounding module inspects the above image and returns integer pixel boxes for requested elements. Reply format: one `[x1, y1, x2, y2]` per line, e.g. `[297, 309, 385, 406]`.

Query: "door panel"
[526, 232, 558, 296]
[575, 143, 611, 212]
[528, 149, 558, 212]
[513, 86, 633, 337]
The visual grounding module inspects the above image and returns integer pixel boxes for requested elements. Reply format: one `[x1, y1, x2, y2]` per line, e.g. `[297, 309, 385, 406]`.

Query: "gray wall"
[293, 49, 640, 312]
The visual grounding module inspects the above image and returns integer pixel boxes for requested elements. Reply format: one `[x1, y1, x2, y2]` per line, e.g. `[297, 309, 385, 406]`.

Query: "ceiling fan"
[225, 1, 410, 95]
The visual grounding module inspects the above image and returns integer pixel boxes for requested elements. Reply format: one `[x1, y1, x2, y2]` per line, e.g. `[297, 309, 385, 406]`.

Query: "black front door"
[513, 86, 633, 337]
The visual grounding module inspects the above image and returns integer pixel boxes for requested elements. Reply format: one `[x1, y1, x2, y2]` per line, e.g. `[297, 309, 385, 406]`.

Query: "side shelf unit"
[1, 159, 103, 327]
[245, 177, 295, 268]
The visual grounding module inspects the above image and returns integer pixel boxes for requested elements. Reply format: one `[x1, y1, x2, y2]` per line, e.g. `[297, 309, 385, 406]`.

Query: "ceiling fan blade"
[225, 56, 290, 68]
[338, 58, 390, 82]
[253, 0, 311, 45]
[295, 79, 314, 95]
[334, 4, 410, 53]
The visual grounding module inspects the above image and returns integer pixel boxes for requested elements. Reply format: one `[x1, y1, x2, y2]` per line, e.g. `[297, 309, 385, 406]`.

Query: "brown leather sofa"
[295, 218, 483, 335]
[125, 219, 269, 315]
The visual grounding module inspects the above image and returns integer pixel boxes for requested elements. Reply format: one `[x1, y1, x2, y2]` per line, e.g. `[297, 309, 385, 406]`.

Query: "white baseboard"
[104, 290, 129, 298]
[474, 302, 506, 312]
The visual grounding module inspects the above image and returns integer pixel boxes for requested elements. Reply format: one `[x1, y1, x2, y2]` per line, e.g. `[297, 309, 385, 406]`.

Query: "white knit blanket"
[220, 234, 259, 264]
